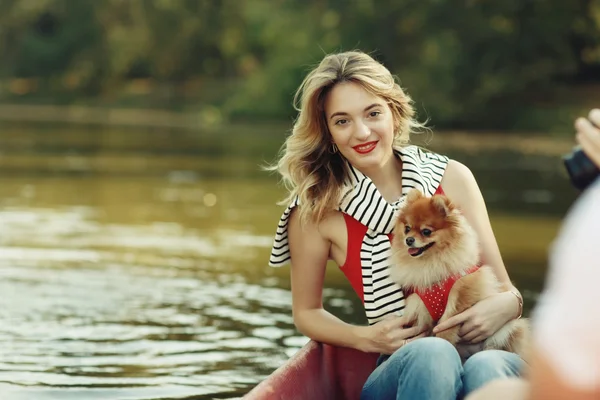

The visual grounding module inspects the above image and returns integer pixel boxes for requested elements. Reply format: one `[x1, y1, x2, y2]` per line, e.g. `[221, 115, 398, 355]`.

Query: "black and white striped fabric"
[269, 145, 449, 325]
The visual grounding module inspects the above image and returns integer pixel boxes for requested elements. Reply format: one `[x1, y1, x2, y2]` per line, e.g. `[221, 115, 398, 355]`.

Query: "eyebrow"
[329, 103, 383, 120]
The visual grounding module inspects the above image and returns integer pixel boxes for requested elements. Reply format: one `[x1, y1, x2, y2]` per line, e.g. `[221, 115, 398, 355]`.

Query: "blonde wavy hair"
[272, 50, 427, 225]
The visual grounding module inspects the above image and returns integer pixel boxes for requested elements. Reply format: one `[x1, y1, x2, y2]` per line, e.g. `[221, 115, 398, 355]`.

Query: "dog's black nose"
[405, 237, 415, 246]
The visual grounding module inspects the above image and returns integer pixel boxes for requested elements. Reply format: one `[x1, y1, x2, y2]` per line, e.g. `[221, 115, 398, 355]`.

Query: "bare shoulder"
[288, 206, 331, 263]
[318, 209, 346, 238]
[288, 206, 323, 242]
[440, 159, 478, 193]
[289, 208, 345, 266]
[288, 208, 342, 239]
[440, 159, 481, 210]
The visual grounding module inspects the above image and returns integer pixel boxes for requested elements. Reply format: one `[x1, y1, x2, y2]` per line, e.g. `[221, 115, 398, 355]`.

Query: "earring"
[329, 143, 338, 154]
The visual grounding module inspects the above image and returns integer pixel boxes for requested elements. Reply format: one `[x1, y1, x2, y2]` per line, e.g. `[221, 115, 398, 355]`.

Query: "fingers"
[400, 325, 423, 339]
[575, 116, 600, 140]
[469, 334, 487, 344]
[459, 326, 479, 342]
[458, 319, 472, 337]
[378, 315, 428, 354]
[399, 331, 428, 349]
[384, 324, 422, 351]
[390, 325, 428, 349]
[588, 108, 600, 127]
[458, 317, 490, 342]
[433, 311, 469, 334]
[576, 120, 600, 168]
[460, 328, 485, 343]
[575, 109, 600, 130]
[412, 331, 429, 340]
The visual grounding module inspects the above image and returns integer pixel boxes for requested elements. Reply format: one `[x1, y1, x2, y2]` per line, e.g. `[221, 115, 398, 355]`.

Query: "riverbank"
[0, 103, 579, 158]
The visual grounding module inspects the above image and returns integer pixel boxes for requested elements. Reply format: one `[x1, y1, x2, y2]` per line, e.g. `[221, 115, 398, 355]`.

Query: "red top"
[339, 186, 446, 303]
[408, 264, 480, 322]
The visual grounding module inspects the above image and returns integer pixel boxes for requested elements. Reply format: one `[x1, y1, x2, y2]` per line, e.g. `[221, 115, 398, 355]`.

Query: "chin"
[346, 147, 393, 170]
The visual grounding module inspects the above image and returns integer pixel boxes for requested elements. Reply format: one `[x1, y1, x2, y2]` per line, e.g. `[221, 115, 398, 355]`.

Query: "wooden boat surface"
[244, 340, 378, 400]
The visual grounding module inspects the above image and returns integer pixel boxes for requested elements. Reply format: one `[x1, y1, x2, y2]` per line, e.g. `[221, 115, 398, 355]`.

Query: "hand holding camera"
[575, 109, 600, 167]
[563, 109, 600, 191]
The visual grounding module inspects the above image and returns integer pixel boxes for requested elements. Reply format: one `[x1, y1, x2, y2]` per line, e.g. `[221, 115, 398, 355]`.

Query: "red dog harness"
[408, 265, 480, 322]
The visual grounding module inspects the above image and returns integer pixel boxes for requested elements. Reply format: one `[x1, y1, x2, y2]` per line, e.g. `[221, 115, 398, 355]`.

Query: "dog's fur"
[390, 189, 529, 360]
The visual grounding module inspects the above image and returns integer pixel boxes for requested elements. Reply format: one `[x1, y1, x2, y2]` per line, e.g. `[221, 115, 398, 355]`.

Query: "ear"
[431, 195, 454, 216]
[405, 189, 423, 204]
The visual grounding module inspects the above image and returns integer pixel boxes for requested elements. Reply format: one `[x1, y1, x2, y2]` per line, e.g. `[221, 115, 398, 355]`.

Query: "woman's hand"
[575, 108, 600, 168]
[358, 315, 429, 354]
[432, 291, 519, 344]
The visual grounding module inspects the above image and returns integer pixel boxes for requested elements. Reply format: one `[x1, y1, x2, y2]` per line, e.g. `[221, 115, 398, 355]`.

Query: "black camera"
[563, 147, 600, 191]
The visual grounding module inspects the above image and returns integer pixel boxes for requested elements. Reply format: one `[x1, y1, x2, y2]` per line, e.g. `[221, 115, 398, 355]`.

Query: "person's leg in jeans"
[361, 337, 463, 400]
[461, 350, 524, 397]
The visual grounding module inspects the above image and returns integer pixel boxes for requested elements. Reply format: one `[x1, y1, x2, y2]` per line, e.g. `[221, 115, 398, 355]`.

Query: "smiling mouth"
[353, 141, 378, 154]
[408, 242, 435, 257]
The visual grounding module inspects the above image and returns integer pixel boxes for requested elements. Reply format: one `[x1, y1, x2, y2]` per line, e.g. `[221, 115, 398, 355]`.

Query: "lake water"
[0, 123, 579, 399]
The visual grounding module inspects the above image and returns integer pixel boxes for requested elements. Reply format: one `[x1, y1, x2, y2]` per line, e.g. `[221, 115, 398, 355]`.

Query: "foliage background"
[0, 0, 598, 132]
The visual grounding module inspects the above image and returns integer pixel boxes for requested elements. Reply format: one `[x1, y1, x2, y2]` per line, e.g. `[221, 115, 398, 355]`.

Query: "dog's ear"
[405, 189, 423, 204]
[431, 195, 454, 216]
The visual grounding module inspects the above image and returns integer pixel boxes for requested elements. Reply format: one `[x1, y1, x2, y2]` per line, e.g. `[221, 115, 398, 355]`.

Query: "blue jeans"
[360, 337, 523, 400]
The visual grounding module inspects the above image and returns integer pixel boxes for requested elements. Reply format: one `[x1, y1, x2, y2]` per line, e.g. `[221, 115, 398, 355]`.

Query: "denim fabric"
[360, 337, 523, 400]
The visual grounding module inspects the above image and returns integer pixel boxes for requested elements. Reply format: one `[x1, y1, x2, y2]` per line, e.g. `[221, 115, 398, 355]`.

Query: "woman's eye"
[369, 111, 381, 117]
[404, 226, 411, 234]
[335, 119, 348, 125]
[422, 229, 432, 236]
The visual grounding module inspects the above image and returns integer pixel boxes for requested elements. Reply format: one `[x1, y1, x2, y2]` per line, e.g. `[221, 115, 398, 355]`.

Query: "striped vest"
[269, 145, 449, 325]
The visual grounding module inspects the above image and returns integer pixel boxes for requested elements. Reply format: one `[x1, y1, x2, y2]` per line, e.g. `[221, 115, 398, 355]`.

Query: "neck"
[360, 152, 403, 203]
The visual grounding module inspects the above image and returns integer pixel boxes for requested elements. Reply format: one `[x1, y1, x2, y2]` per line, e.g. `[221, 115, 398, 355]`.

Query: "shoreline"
[0, 103, 576, 156]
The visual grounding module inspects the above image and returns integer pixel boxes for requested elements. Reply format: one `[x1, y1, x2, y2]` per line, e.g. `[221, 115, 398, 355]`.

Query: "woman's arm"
[433, 160, 521, 341]
[288, 208, 422, 353]
[440, 160, 512, 288]
[288, 207, 362, 348]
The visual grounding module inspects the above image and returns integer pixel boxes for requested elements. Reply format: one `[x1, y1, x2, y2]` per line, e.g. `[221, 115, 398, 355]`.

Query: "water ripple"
[0, 199, 303, 400]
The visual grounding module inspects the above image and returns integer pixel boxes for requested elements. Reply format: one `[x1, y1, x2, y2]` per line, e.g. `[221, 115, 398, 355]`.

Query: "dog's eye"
[404, 225, 411, 234]
[422, 229, 432, 236]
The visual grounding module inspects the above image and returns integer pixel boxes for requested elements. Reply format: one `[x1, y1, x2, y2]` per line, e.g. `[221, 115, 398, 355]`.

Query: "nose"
[405, 237, 415, 246]
[354, 120, 370, 139]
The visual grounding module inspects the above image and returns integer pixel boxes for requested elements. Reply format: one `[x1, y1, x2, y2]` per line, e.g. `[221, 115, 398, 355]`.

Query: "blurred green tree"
[0, 0, 597, 130]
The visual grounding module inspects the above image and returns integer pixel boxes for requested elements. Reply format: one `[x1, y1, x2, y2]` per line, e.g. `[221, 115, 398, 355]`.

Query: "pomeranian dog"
[390, 189, 529, 359]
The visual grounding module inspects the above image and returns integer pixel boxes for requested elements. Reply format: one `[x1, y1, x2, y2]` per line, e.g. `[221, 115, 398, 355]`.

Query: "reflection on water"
[0, 124, 578, 399]
[0, 176, 312, 399]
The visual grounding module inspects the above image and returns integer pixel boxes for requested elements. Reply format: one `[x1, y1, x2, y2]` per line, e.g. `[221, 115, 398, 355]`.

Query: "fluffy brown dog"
[390, 189, 529, 359]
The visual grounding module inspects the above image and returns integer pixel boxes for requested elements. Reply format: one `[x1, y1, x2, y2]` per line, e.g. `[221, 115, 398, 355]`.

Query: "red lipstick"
[352, 141, 378, 154]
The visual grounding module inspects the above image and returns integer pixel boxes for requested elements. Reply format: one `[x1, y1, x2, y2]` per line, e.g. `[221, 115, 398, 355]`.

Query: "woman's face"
[324, 81, 396, 171]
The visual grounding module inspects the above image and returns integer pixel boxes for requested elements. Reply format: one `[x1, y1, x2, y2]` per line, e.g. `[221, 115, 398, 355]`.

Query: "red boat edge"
[244, 340, 379, 400]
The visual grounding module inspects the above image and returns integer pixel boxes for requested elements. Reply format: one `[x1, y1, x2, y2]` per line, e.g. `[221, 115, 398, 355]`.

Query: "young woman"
[269, 50, 524, 399]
